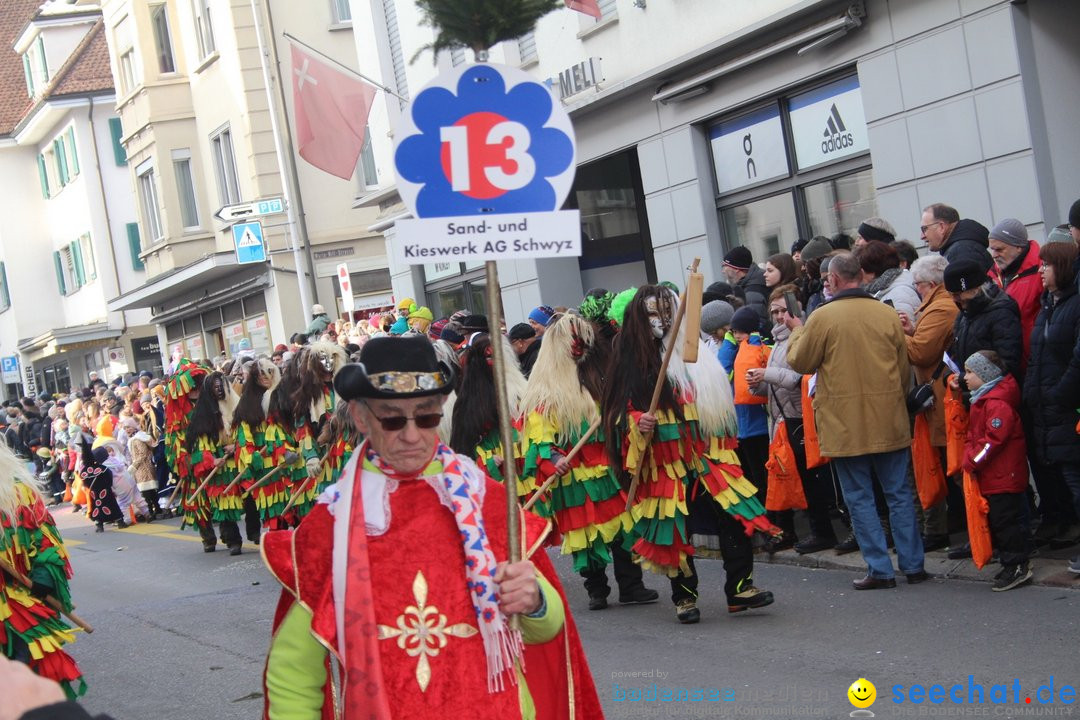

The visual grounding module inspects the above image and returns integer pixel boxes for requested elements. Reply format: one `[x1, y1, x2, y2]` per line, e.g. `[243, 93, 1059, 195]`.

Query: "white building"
[352, 0, 1080, 323]
[0, 0, 155, 399]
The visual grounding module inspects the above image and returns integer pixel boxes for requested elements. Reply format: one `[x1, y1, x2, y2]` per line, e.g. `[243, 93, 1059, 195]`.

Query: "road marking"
[66, 539, 84, 547]
[115, 523, 204, 544]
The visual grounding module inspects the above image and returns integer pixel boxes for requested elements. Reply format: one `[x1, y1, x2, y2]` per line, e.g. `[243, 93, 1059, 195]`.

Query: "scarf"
[866, 267, 903, 297]
[969, 375, 1003, 404]
[329, 441, 522, 718]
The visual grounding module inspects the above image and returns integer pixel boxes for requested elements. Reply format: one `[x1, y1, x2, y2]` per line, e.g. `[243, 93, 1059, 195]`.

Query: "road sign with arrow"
[232, 222, 267, 264]
[215, 197, 286, 223]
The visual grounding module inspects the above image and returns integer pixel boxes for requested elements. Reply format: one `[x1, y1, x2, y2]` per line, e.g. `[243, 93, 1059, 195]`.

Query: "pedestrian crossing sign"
[232, 221, 266, 264]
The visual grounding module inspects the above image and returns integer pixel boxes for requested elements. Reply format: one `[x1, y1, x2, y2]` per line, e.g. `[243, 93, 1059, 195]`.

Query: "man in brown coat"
[900, 255, 959, 551]
[786, 252, 926, 590]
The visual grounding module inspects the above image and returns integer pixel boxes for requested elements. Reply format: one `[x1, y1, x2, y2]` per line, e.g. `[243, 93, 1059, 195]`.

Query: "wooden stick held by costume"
[0, 557, 93, 634]
[166, 478, 185, 509]
[280, 452, 330, 516]
[625, 258, 702, 512]
[186, 464, 222, 504]
[241, 463, 290, 500]
[522, 418, 601, 513]
[681, 265, 704, 363]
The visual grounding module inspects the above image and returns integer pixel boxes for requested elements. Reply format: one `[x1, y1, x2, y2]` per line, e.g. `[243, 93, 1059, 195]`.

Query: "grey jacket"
[751, 323, 803, 438]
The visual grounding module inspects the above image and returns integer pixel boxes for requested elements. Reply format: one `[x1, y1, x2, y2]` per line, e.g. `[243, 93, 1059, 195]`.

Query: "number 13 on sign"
[439, 116, 535, 196]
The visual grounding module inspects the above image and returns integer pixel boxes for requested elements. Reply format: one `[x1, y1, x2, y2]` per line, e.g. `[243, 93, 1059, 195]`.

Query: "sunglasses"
[362, 401, 442, 431]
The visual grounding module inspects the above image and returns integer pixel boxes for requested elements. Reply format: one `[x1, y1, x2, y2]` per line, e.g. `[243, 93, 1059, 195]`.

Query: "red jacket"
[988, 240, 1042, 372]
[962, 374, 1028, 495]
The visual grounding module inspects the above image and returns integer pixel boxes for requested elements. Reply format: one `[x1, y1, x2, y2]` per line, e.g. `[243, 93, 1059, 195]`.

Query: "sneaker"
[728, 587, 775, 613]
[618, 587, 659, 605]
[764, 535, 795, 554]
[675, 599, 700, 624]
[795, 535, 836, 555]
[992, 563, 1033, 592]
[1067, 556, 1080, 575]
[834, 531, 859, 555]
[588, 595, 608, 611]
[228, 544, 242, 556]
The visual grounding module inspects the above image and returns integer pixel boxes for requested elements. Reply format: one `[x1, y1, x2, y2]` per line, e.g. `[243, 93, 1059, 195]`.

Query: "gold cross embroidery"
[376, 570, 478, 691]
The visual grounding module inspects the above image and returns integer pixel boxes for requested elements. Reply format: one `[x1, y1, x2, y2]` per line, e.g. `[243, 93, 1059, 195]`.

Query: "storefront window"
[720, 193, 798, 261]
[431, 286, 466, 319]
[803, 168, 878, 241]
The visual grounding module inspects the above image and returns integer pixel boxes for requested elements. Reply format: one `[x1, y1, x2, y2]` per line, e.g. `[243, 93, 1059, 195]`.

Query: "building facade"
[353, 0, 1080, 324]
[101, 0, 389, 366]
[0, 0, 157, 400]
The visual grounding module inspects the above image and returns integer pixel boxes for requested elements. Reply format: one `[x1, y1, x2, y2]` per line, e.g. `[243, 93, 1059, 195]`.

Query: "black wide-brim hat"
[334, 335, 454, 400]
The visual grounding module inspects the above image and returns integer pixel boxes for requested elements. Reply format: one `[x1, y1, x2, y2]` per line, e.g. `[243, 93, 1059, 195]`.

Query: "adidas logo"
[821, 103, 855, 154]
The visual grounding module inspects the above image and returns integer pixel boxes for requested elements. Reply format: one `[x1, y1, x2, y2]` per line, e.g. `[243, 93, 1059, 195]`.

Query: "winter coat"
[786, 289, 912, 457]
[905, 283, 958, 447]
[948, 283, 1022, 380]
[306, 313, 331, 336]
[718, 333, 769, 439]
[129, 436, 157, 491]
[751, 322, 803, 438]
[1023, 285, 1080, 464]
[737, 264, 770, 334]
[963, 375, 1028, 495]
[874, 269, 921, 319]
[518, 337, 541, 377]
[988, 240, 1042, 372]
[18, 410, 45, 453]
[940, 218, 992, 275]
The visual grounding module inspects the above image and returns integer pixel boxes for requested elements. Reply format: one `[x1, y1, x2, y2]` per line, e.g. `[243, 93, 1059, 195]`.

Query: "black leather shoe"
[852, 575, 896, 590]
[764, 535, 795, 554]
[835, 532, 859, 555]
[228, 544, 242, 556]
[618, 587, 659, 605]
[947, 542, 972, 559]
[905, 570, 930, 584]
[588, 595, 608, 611]
[922, 534, 949, 552]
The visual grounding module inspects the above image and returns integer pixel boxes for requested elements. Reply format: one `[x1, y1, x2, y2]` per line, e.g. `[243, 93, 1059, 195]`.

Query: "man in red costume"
[262, 335, 602, 720]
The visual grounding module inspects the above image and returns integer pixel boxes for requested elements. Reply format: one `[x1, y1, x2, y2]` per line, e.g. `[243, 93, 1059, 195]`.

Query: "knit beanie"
[800, 236, 833, 263]
[1046, 224, 1073, 244]
[988, 218, 1028, 248]
[528, 305, 555, 327]
[730, 306, 760, 334]
[965, 351, 1003, 384]
[508, 323, 536, 341]
[700, 300, 735, 335]
[440, 322, 465, 345]
[428, 318, 448, 340]
[1069, 198, 1080, 230]
[723, 246, 753, 271]
[943, 259, 987, 292]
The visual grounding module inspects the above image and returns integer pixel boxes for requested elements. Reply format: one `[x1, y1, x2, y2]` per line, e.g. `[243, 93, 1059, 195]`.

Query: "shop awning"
[107, 252, 257, 312]
[17, 322, 121, 356]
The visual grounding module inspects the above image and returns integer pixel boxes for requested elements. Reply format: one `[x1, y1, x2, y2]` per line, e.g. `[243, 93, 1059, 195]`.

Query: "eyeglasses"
[920, 221, 943, 234]
[362, 401, 442, 431]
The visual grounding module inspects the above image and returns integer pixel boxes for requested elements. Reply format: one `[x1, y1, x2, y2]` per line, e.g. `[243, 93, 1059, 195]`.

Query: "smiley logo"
[848, 678, 877, 709]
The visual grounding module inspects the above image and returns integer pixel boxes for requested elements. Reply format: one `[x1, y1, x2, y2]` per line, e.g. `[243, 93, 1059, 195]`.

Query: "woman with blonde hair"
[0, 441, 85, 698]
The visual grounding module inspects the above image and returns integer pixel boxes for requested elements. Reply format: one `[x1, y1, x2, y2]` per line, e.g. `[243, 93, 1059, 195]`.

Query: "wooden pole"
[186, 464, 222, 505]
[522, 418, 601, 513]
[241, 464, 288, 500]
[625, 259, 701, 511]
[0, 557, 93, 634]
[280, 452, 330, 516]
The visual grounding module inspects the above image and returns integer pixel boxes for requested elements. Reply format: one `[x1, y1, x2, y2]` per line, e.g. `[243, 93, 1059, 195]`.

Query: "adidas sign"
[821, 103, 855, 155]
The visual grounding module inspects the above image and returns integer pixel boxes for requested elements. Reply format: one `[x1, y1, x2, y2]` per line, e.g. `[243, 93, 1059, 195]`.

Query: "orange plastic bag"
[911, 414, 946, 510]
[734, 340, 770, 405]
[71, 476, 88, 507]
[801, 376, 828, 468]
[944, 386, 968, 476]
[962, 471, 992, 569]
[765, 420, 807, 511]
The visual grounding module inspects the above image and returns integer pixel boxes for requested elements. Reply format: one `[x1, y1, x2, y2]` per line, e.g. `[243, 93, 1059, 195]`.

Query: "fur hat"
[334, 336, 453, 401]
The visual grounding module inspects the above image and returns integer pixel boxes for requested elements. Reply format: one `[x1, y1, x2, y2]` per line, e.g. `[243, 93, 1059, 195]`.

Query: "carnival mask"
[318, 351, 334, 374]
[644, 294, 674, 339]
[212, 376, 226, 401]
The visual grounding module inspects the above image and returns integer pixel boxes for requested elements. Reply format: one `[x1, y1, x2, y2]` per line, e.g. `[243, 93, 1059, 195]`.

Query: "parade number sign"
[392, 63, 580, 265]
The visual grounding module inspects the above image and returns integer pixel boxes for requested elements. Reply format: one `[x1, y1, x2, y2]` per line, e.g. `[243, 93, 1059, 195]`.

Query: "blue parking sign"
[232, 222, 266, 264]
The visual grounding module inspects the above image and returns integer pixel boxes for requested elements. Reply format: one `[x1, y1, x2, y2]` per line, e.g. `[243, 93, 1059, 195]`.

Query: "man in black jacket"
[921, 203, 992, 274]
[721, 245, 769, 333]
[944, 259, 1022, 383]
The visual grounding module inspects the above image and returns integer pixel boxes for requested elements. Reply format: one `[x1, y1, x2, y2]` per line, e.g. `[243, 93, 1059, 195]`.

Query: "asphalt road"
[52, 508, 1080, 720]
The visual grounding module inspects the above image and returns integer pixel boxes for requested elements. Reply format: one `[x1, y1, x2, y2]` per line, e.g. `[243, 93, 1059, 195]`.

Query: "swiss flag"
[290, 43, 377, 180]
[565, 0, 601, 18]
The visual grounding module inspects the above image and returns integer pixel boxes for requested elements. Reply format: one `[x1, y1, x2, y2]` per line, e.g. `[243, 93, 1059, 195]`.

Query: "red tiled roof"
[48, 20, 113, 98]
[0, 0, 41, 136]
[0, 14, 114, 138]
